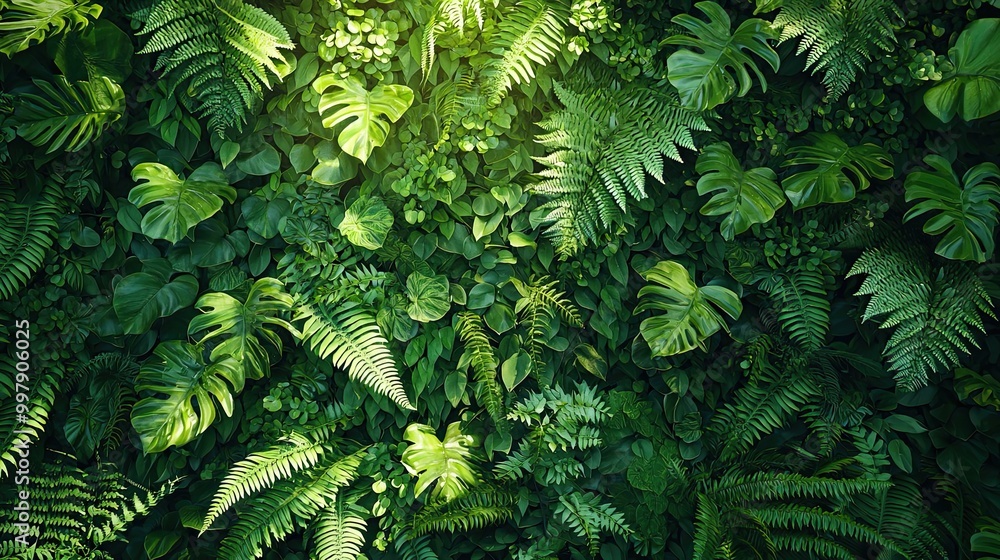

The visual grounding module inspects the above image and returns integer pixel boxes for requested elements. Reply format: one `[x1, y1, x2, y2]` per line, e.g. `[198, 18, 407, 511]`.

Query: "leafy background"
[1, 0, 1000, 558]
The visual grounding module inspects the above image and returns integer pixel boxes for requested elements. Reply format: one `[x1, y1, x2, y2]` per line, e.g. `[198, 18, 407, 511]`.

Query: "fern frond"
[411, 485, 516, 536]
[0, 187, 60, 301]
[137, 0, 293, 134]
[758, 264, 831, 349]
[848, 239, 995, 390]
[771, 0, 901, 98]
[0, 364, 63, 478]
[711, 472, 890, 505]
[309, 492, 368, 560]
[481, 0, 566, 106]
[554, 491, 631, 556]
[218, 449, 365, 560]
[203, 428, 337, 533]
[423, 0, 490, 77]
[456, 312, 508, 433]
[532, 80, 708, 257]
[297, 301, 414, 410]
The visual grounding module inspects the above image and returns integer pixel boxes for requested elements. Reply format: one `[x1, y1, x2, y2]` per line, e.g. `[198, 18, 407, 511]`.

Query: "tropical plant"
[0, 186, 60, 301]
[136, 0, 294, 134]
[762, 0, 901, 99]
[313, 74, 414, 163]
[662, 1, 780, 111]
[128, 162, 237, 243]
[532, 77, 709, 256]
[781, 133, 894, 209]
[903, 155, 1000, 263]
[695, 141, 786, 240]
[924, 18, 1000, 122]
[636, 260, 742, 357]
[848, 238, 995, 390]
[12, 75, 125, 153]
[130, 341, 244, 453]
[188, 277, 298, 380]
[481, 0, 567, 106]
[401, 422, 479, 502]
[0, 0, 102, 57]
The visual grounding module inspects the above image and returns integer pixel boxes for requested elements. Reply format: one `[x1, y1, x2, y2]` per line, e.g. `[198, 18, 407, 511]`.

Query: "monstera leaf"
[131, 341, 243, 453]
[924, 18, 1000, 123]
[635, 260, 742, 357]
[313, 74, 414, 163]
[405, 272, 451, 323]
[188, 278, 298, 380]
[662, 1, 779, 111]
[0, 0, 101, 56]
[401, 422, 478, 503]
[781, 133, 894, 209]
[14, 75, 124, 153]
[696, 142, 785, 239]
[113, 261, 198, 335]
[338, 196, 393, 250]
[129, 162, 237, 243]
[903, 155, 1000, 262]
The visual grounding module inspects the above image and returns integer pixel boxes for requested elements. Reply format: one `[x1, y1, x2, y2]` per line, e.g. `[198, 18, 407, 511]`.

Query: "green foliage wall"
[2, 0, 1000, 558]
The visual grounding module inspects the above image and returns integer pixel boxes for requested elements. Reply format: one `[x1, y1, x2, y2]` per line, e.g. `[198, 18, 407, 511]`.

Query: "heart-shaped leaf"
[338, 196, 393, 250]
[113, 270, 198, 335]
[406, 272, 451, 323]
[781, 133, 893, 209]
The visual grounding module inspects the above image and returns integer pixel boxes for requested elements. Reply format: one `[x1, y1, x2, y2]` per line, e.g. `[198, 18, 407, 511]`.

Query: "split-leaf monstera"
[188, 278, 298, 380]
[903, 155, 1000, 262]
[14, 75, 125, 153]
[0, 0, 102, 57]
[662, 1, 779, 111]
[402, 422, 479, 503]
[781, 133, 894, 209]
[695, 141, 786, 240]
[131, 341, 244, 453]
[129, 162, 237, 243]
[636, 260, 742, 357]
[313, 74, 414, 163]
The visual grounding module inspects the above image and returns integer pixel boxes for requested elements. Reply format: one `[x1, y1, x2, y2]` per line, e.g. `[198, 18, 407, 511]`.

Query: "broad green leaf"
[338, 197, 393, 250]
[113, 270, 198, 335]
[903, 155, 1000, 262]
[955, 368, 1000, 410]
[405, 272, 451, 323]
[14, 75, 124, 153]
[887, 439, 912, 473]
[129, 162, 237, 243]
[662, 1, 779, 111]
[313, 74, 414, 163]
[924, 18, 1000, 123]
[695, 142, 785, 239]
[401, 422, 478, 502]
[54, 19, 133, 82]
[781, 133, 894, 209]
[635, 260, 742, 357]
[242, 195, 290, 240]
[501, 351, 532, 392]
[188, 278, 298, 380]
[131, 341, 244, 453]
[0, 0, 101, 57]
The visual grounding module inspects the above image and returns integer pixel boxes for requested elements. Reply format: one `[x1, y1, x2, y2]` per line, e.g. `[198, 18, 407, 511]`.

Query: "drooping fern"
[555, 491, 631, 556]
[0, 0, 102, 57]
[763, 0, 902, 99]
[848, 238, 995, 390]
[532, 78, 709, 257]
[456, 312, 508, 433]
[757, 262, 832, 350]
[296, 301, 414, 410]
[216, 447, 367, 560]
[308, 491, 369, 560]
[0, 186, 61, 301]
[137, 0, 294, 135]
[410, 484, 516, 536]
[0, 359, 63, 479]
[0, 458, 176, 560]
[481, 0, 568, 107]
[423, 0, 493, 78]
[510, 276, 583, 377]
